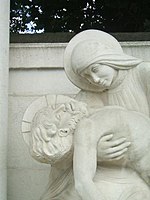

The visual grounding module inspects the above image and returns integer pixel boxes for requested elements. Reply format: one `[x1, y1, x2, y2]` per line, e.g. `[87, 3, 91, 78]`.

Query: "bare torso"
[74, 105, 150, 198]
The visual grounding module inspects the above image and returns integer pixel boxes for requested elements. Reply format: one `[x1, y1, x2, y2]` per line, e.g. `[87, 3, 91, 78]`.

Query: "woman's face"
[80, 63, 117, 88]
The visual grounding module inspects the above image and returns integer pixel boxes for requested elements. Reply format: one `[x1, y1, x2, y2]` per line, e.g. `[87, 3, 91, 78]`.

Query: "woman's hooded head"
[71, 40, 142, 75]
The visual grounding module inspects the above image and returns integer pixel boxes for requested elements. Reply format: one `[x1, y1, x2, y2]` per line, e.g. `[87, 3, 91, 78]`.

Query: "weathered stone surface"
[21, 30, 150, 200]
[8, 30, 150, 200]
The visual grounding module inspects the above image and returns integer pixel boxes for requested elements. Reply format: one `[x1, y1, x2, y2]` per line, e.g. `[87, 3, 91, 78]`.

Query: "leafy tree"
[10, 0, 150, 33]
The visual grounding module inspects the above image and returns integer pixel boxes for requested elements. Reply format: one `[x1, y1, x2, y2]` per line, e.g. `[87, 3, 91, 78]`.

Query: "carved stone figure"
[30, 99, 87, 165]
[30, 100, 150, 187]
[22, 30, 150, 200]
[64, 30, 150, 199]
[64, 29, 150, 171]
[22, 95, 150, 199]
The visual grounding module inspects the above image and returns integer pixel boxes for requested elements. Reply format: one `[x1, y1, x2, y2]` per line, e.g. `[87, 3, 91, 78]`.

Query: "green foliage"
[10, 0, 150, 33]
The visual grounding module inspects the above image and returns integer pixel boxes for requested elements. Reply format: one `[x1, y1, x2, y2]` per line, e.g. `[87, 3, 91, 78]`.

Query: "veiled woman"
[62, 29, 150, 199]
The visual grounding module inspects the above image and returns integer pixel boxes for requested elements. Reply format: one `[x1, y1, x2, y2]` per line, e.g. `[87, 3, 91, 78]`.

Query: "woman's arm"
[75, 91, 130, 162]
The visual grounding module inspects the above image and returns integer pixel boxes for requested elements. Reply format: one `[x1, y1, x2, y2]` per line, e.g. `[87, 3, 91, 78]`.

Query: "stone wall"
[8, 41, 150, 200]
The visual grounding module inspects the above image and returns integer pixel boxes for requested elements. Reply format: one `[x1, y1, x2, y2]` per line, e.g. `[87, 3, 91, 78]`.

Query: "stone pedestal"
[0, 1, 10, 200]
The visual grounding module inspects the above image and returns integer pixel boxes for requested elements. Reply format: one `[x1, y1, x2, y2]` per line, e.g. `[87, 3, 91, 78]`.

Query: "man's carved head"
[29, 100, 88, 166]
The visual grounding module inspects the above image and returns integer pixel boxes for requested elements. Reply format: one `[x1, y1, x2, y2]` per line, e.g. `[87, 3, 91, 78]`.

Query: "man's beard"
[30, 127, 73, 165]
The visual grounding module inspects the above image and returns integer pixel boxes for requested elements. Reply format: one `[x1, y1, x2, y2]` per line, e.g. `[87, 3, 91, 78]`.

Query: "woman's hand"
[97, 134, 131, 161]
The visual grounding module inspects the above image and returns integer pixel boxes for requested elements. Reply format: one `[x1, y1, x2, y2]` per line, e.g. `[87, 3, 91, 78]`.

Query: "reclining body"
[74, 106, 150, 199]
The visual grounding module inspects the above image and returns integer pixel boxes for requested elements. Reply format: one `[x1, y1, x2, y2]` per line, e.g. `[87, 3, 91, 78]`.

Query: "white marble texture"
[20, 30, 150, 200]
[63, 30, 150, 200]
[8, 36, 150, 200]
[22, 95, 150, 200]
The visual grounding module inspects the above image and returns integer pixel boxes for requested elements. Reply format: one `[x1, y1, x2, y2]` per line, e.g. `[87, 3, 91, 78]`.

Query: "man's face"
[53, 104, 73, 130]
[31, 104, 75, 165]
[47, 101, 86, 137]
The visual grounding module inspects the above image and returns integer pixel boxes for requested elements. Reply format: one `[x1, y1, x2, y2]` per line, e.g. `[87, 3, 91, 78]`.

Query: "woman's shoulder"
[135, 62, 150, 87]
[137, 62, 150, 73]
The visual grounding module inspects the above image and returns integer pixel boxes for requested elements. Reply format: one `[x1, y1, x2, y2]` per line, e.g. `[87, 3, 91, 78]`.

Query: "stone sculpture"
[22, 30, 150, 200]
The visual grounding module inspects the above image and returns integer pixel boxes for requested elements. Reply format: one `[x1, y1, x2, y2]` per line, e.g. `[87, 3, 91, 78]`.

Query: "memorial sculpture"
[22, 30, 150, 200]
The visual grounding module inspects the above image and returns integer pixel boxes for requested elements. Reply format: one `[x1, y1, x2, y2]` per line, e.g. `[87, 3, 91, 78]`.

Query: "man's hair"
[29, 100, 88, 165]
[29, 105, 73, 165]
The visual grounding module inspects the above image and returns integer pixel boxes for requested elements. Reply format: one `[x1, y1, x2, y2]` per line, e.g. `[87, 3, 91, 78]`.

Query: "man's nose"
[92, 74, 100, 83]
